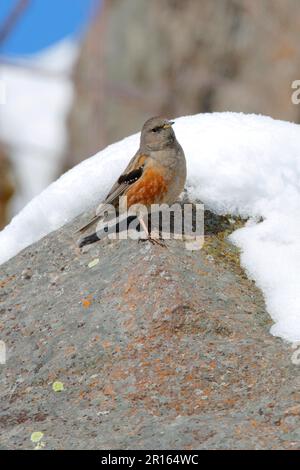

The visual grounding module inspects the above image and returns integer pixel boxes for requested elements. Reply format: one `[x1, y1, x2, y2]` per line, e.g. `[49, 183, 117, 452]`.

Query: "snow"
[1, 111, 300, 342]
[0, 39, 78, 212]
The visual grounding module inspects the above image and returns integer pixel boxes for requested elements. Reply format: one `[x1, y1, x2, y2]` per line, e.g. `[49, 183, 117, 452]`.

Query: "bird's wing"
[76, 152, 147, 234]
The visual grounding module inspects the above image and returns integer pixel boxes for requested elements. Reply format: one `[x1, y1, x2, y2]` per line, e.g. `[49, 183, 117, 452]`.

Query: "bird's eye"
[152, 126, 162, 133]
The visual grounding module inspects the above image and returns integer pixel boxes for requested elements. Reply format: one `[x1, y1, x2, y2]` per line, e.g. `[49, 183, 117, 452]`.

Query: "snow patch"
[0, 39, 78, 211]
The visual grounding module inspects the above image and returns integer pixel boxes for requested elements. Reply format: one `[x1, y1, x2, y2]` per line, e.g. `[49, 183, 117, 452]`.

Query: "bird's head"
[140, 116, 175, 151]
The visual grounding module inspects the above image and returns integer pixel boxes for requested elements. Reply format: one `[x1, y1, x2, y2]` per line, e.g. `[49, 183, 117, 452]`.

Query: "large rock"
[0, 210, 299, 449]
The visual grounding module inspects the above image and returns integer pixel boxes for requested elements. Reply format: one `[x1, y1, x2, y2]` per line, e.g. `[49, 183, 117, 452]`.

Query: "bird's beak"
[163, 121, 175, 129]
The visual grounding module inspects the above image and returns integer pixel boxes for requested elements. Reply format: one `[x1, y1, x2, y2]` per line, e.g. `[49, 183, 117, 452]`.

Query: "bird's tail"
[78, 215, 138, 249]
[78, 232, 100, 248]
[75, 215, 102, 234]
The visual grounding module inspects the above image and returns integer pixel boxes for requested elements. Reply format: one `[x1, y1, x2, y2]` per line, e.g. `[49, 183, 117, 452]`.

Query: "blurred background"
[0, 0, 300, 229]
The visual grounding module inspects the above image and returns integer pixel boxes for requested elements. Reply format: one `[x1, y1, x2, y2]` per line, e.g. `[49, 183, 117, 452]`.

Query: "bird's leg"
[138, 217, 166, 247]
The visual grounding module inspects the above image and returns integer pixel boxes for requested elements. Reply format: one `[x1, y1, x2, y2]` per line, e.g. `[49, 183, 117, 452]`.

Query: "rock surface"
[0, 210, 299, 450]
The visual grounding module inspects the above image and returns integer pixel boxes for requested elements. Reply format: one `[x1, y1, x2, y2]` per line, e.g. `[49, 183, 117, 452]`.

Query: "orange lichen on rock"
[81, 299, 91, 308]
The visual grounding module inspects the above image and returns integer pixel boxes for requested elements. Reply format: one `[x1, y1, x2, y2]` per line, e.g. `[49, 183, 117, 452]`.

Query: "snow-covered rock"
[1, 112, 300, 342]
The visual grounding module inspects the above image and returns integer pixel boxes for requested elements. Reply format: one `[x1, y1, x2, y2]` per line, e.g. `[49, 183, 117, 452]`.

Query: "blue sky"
[0, 0, 99, 56]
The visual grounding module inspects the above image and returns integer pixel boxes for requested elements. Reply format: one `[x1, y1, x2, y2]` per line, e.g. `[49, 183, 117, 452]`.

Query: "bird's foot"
[138, 235, 167, 248]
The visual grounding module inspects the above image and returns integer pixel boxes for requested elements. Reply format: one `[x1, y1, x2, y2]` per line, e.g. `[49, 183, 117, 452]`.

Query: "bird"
[77, 116, 186, 248]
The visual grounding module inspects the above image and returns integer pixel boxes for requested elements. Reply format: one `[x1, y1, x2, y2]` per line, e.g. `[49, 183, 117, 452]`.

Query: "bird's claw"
[138, 236, 167, 248]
